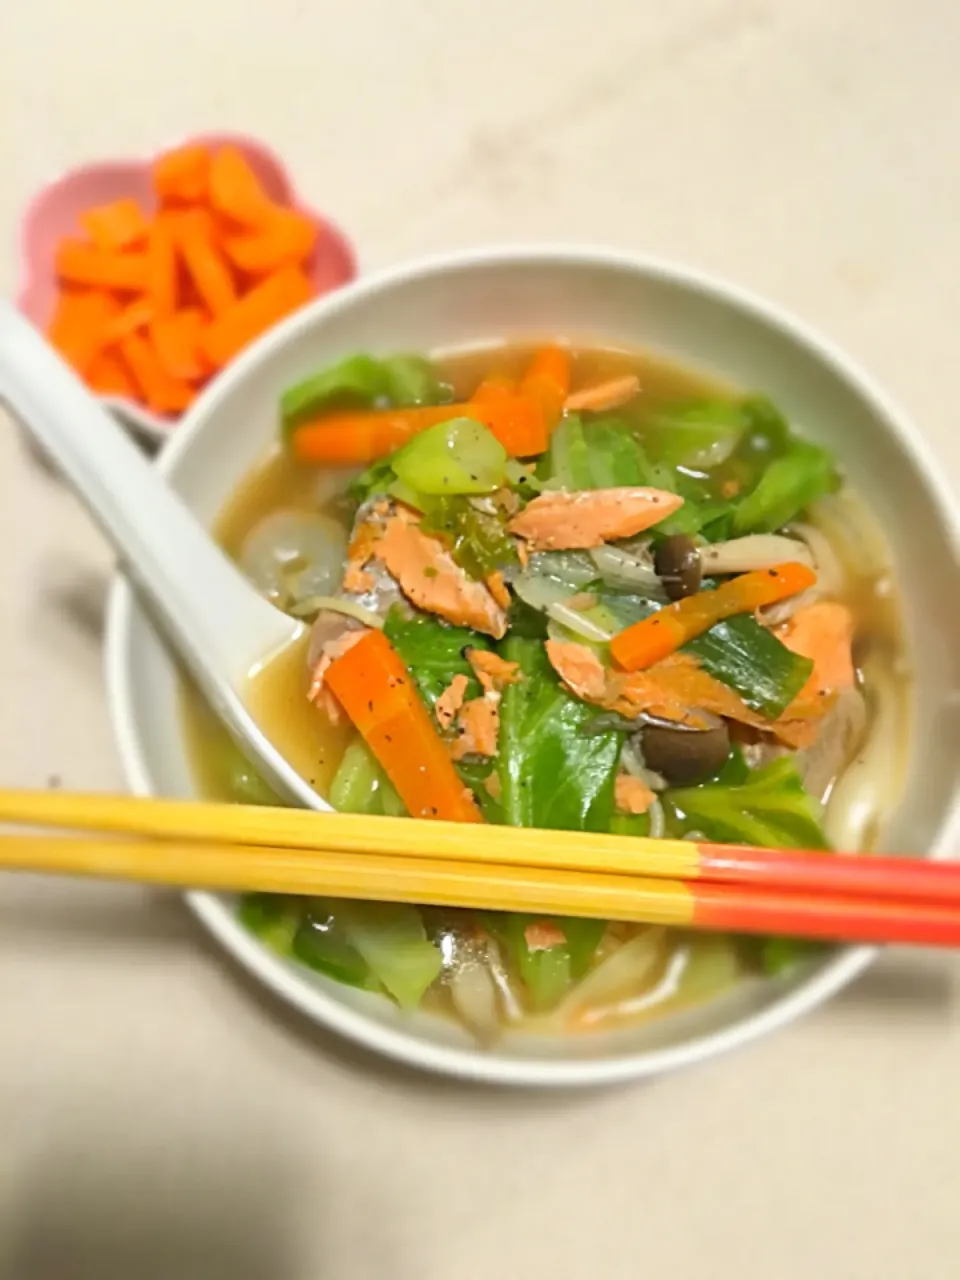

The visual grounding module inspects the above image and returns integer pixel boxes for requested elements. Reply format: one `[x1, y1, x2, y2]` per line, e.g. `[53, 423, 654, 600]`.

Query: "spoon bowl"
[0, 301, 325, 811]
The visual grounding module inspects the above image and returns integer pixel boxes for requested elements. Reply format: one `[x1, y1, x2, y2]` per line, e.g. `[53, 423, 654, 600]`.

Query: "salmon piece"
[451, 695, 500, 761]
[466, 649, 522, 694]
[342, 520, 381, 593]
[307, 628, 371, 721]
[544, 641, 609, 701]
[435, 673, 470, 730]
[776, 602, 856, 699]
[375, 514, 508, 638]
[524, 920, 567, 951]
[615, 774, 656, 815]
[485, 570, 511, 610]
[564, 374, 640, 414]
[507, 488, 683, 551]
[546, 640, 830, 750]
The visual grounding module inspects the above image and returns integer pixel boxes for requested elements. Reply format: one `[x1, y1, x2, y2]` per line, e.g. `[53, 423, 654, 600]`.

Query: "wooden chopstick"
[0, 788, 957, 907]
[5, 829, 960, 948]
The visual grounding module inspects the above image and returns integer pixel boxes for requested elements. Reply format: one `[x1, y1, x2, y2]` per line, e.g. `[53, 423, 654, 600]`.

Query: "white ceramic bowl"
[105, 246, 960, 1087]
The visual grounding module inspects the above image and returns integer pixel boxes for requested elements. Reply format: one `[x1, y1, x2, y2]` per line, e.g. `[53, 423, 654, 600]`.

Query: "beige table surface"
[2, 2, 960, 1276]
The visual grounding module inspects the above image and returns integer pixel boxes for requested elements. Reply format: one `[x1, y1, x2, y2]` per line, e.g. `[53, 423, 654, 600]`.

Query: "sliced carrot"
[290, 396, 547, 465]
[610, 563, 818, 672]
[104, 299, 154, 344]
[223, 208, 318, 275]
[145, 215, 180, 315]
[150, 308, 207, 382]
[80, 198, 150, 253]
[46, 289, 120, 375]
[119, 333, 195, 414]
[520, 346, 572, 432]
[55, 240, 149, 292]
[208, 145, 276, 228]
[153, 143, 212, 204]
[200, 265, 313, 368]
[471, 374, 516, 405]
[324, 629, 482, 823]
[175, 211, 237, 317]
[87, 350, 137, 398]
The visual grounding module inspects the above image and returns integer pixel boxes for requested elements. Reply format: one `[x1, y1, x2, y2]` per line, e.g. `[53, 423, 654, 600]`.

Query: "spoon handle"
[0, 303, 289, 679]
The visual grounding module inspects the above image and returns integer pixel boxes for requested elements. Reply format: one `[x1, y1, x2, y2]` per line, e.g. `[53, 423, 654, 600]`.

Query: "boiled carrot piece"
[145, 216, 180, 315]
[223, 209, 318, 275]
[471, 374, 517, 405]
[290, 396, 547, 465]
[153, 143, 212, 203]
[610, 563, 818, 672]
[176, 211, 237, 317]
[46, 289, 120, 375]
[119, 333, 195, 414]
[520, 346, 572, 432]
[80, 198, 150, 253]
[87, 350, 137, 398]
[150, 309, 207, 382]
[55, 241, 149, 292]
[104, 299, 154, 344]
[200, 265, 313, 367]
[324, 629, 482, 823]
[208, 146, 276, 228]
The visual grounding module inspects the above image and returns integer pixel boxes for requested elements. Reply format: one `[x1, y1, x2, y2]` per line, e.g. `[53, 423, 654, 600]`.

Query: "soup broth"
[182, 342, 910, 1041]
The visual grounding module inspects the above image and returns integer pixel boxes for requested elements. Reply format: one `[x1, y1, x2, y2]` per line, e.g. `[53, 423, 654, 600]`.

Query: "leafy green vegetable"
[731, 438, 837, 534]
[665, 757, 830, 849]
[292, 902, 375, 988]
[281, 352, 448, 440]
[419, 495, 519, 580]
[391, 418, 507, 495]
[383, 608, 488, 709]
[482, 914, 606, 1010]
[381, 355, 450, 407]
[349, 457, 396, 505]
[239, 893, 301, 953]
[329, 738, 405, 816]
[497, 637, 620, 831]
[748, 935, 826, 976]
[644, 398, 748, 470]
[215, 736, 284, 806]
[336, 901, 443, 1008]
[609, 812, 652, 838]
[543, 413, 594, 489]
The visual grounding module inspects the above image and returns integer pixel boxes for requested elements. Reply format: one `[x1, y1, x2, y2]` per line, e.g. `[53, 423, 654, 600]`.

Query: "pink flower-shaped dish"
[16, 132, 358, 445]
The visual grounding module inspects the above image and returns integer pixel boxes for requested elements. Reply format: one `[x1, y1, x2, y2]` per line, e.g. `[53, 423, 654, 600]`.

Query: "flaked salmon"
[776, 602, 855, 699]
[508, 487, 683, 551]
[466, 649, 522, 694]
[545, 639, 830, 750]
[615, 774, 656, 815]
[450, 694, 500, 761]
[564, 374, 640, 414]
[435, 673, 470, 730]
[375, 510, 508, 638]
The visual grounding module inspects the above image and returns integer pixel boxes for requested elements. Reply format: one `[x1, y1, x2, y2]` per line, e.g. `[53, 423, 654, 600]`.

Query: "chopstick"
[1, 788, 959, 948]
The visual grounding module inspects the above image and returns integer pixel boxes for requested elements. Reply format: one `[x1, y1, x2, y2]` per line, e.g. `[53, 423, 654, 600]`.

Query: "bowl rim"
[104, 243, 960, 1087]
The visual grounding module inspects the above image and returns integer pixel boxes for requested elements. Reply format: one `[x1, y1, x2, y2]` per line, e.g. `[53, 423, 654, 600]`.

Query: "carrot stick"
[223, 209, 318, 275]
[150, 309, 207, 382]
[46, 289, 120, 375]
[610, 563, 818, 672]
[290, 396, 548, 465]
[80, 198, 150, 253]
[55, 241, 149, 292]
[87, 350, 138, 398]
[199, 265, 314, 368]
[104, 299, 154, 344]
[324, 630, 482, 823]
[175, 211, 237, 317]
[145, 216, 180, 315]
[153, 143, 212, 204]
[471, 374, 516, 405]
[208, 146, 276, 228]
[119, 333, 195, 414]
[520, 345, 572, 432]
